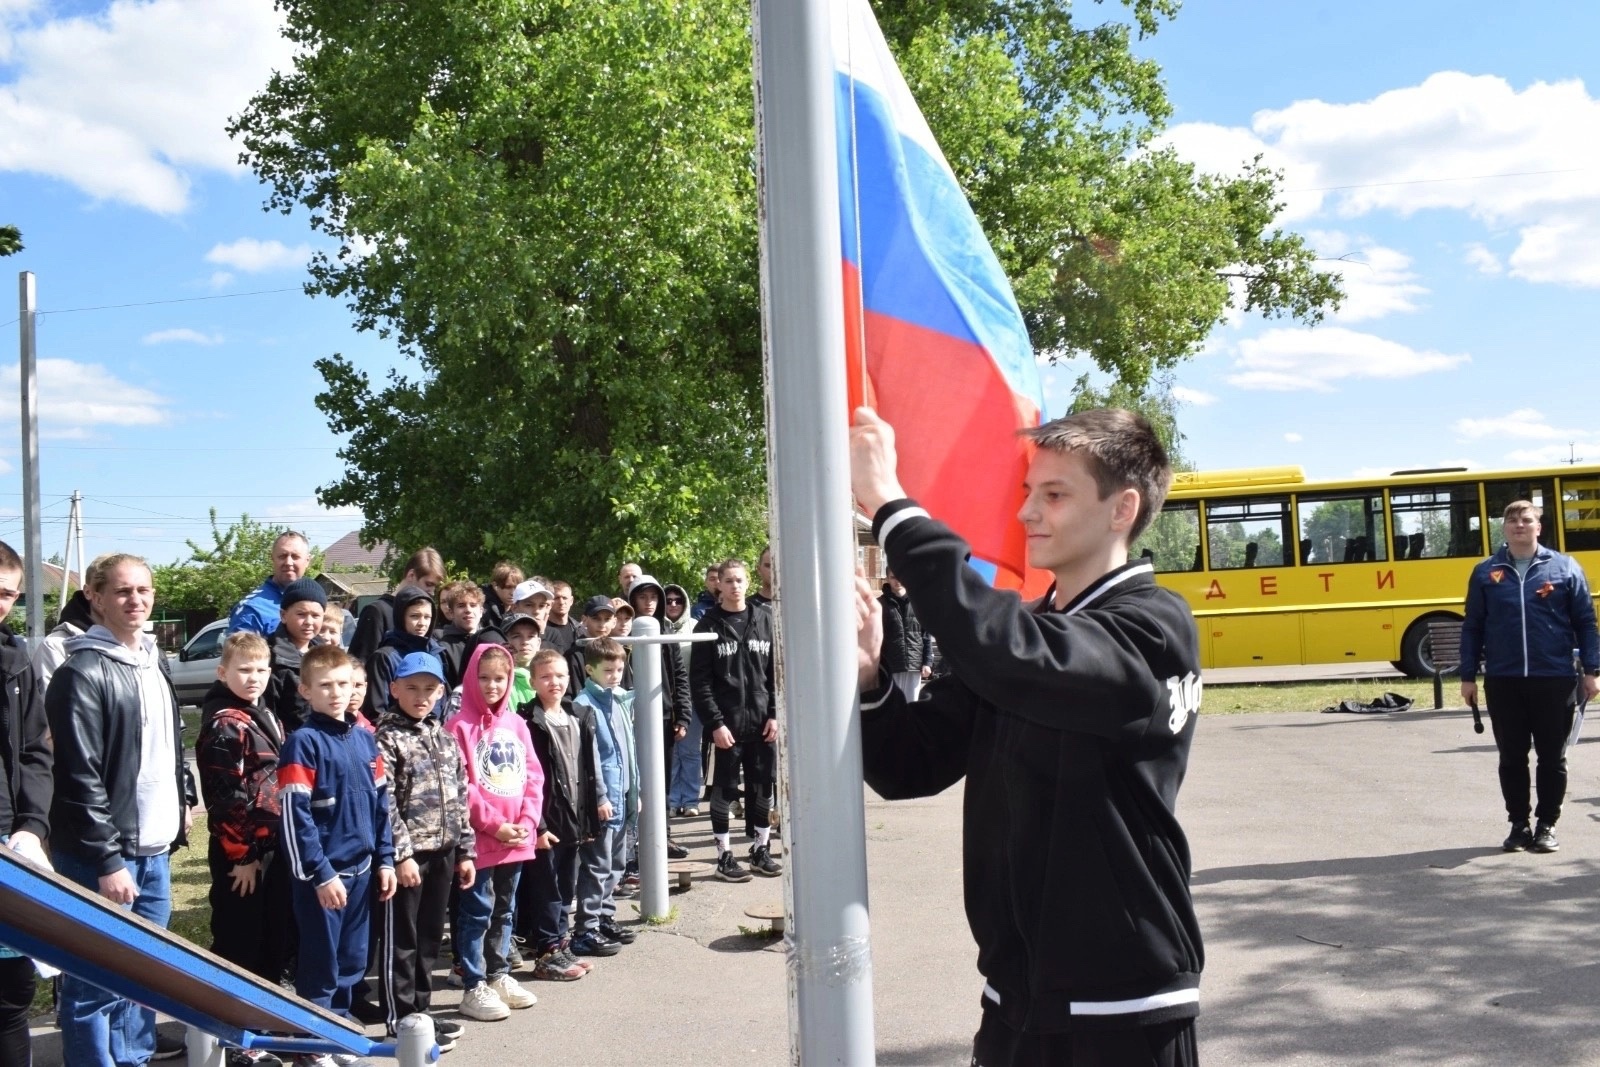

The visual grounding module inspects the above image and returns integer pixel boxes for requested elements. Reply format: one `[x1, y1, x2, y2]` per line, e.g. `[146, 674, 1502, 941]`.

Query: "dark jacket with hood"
[47, 626, 189, 875]
[690, 599, 776, 740]
[435, 624, 505, 692]
[196, 680, 283, 865]
[349, 592, 396, 664]
[859, 500, 1204, 1032]
[628, 577, 693, 730]
[521, 694, 602, 846]
[264, 626, 317, 733]
[479, 582, 509, 633]
[0, 630, 51, 846]
[365, 585, 444, 720]
[879, 581, 933, 674]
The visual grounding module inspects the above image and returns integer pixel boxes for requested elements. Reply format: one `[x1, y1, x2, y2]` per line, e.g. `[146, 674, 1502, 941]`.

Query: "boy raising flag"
[850, 406, 1203, 1067]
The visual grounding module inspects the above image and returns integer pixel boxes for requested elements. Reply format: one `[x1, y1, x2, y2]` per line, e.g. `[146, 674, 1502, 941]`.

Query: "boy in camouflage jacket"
[374, 652, 477, 1045]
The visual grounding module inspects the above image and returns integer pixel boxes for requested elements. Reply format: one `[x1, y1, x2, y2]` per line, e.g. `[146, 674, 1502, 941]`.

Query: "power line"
[32, 286, 305, 318]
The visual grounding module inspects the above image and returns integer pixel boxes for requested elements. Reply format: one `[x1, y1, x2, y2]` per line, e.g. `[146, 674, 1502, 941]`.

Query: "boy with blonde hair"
[279, 645, 397, 1033]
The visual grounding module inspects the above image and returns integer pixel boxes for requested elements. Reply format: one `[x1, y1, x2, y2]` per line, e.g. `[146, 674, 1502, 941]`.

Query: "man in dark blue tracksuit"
[1460, 499, 1600, 854]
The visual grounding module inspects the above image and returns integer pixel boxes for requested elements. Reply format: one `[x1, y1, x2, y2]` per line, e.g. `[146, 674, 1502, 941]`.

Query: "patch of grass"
[181, 708, 201, 751]
[737, 923, 782, 941]
[642, 906, 679, 926]
[1205, 678, 1441, 715]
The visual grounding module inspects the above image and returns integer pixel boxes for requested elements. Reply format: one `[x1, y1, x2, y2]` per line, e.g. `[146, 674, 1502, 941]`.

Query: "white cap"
[510, 579, 553, 604]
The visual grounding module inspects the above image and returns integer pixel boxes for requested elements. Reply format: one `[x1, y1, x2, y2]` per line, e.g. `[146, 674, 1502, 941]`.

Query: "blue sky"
[3, 0, 1599, 570]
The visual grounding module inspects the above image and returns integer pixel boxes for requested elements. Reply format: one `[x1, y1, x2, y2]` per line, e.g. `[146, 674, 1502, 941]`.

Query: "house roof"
[321, 531, 392, 570]
[315, 571, 391, 601]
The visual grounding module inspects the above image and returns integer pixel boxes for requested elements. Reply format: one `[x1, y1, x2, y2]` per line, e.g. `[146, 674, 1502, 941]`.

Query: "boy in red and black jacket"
[851, 407, 1204, 1067]
[196, 631, 294, 985]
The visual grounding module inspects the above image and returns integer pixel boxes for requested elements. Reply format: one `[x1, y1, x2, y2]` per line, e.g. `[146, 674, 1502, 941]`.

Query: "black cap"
[280, 578, 327, 611]
[581, 594, 616, 618]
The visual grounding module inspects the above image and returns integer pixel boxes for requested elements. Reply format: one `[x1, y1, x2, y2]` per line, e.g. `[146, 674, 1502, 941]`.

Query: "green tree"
[153, 511, 325, 617]
[231, 0, 1340, 590]
[0, 227, 20, 258]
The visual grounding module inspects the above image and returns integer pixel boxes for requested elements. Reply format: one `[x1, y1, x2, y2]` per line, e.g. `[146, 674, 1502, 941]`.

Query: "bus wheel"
[1398, 615, 1458, 679]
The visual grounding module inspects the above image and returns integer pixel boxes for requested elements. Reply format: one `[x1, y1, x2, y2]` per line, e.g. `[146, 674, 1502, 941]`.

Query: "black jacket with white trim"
[860, 498, 1204, 1032]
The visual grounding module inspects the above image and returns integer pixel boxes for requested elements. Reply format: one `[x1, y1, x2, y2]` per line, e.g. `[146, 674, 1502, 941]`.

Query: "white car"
[168, 619, 228, 705]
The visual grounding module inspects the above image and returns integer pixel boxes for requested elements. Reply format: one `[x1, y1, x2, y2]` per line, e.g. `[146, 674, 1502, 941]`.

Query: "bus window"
[1298, 493, 1386, 564]
[1132, 502, 1201, 572]
[1484, 478, 1556, 550]
[1561, 476, 1600, 552]
[1389, 484, 1482, 559]
[1205, 497, 1291, 570]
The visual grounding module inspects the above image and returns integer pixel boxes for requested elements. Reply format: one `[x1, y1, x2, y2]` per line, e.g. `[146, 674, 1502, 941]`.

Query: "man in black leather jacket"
[46, 554, 191, 1067]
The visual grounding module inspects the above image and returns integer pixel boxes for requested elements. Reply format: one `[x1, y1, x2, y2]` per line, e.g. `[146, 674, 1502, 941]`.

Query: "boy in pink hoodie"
[448, 643, 544, 1022]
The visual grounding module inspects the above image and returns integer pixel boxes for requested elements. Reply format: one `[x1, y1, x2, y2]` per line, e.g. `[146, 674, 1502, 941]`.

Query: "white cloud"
[205, 238, 312, 274]
[1161, 72, 1600, 287]
[0, 0, 292, 213]
[1453, 408, 1577, 441]
[0, 359, 169, 430]
[1283, 432, 1303, 443]
[141, 327, 221, 346]
[1228, 327, 1470, 392]
[257, 497, 365, 547]
[1170, 385, 1217, 407]
[208, 271, 235, 290]
[1307, 231, 1427, 322]
[1463, 243, 1503, 275]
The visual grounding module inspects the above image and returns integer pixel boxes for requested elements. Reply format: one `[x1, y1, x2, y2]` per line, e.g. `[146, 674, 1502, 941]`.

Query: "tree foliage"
[0, 226, 20, 258]
[153, 510, 324, 617]
[232, 0, 1340, 591]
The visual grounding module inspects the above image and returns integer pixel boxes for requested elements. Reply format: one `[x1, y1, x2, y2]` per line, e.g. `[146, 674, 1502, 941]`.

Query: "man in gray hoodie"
[46, 553, 190, 1067]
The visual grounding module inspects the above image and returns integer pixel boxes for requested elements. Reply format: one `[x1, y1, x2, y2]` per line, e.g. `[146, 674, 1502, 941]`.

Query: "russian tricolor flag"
[832, 0, 1047, 588]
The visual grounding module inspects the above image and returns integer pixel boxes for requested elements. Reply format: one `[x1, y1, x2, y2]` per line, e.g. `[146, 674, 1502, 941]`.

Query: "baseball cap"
[582, 594, 616, 617]
[499, 612, 541, 635]
[393, 652, 446, 683]
[510, 579, 553, 604]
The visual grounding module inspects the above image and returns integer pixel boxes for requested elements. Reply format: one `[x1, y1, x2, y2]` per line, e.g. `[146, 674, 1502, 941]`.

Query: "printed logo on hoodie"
[475, 728, 529, 798]
[1166, 672, 1202, 734]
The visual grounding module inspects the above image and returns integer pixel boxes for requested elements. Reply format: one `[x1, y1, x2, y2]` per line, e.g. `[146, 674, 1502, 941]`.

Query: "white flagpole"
[751, 1, 877, 1063]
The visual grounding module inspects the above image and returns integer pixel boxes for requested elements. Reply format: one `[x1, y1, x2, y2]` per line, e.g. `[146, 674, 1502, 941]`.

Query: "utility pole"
[17, 274, 43, 641]
[61, 490, 84, 605]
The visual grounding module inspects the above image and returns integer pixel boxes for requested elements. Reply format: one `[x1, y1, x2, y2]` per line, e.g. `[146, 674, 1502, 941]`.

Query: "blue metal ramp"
[0, 846, 433, 1062]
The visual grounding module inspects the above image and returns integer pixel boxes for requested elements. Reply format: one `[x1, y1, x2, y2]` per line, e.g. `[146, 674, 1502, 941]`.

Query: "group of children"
[195, 566, 708, 1066]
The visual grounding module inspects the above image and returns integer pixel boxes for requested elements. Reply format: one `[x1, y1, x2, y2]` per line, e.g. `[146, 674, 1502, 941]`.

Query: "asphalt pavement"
[33, 699, 1600, 1066]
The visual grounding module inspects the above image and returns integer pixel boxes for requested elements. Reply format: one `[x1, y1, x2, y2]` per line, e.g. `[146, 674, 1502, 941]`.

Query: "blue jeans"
[456, 863, 519, 988]
[669, 716, 705, 809]
[55, 851, 171, 1067]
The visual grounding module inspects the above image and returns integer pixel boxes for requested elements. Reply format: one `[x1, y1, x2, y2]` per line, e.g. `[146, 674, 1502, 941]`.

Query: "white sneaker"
[458, 983, 511, 1021]
[332, 1056, 376, 1067]
[488, 973, 537, 1009]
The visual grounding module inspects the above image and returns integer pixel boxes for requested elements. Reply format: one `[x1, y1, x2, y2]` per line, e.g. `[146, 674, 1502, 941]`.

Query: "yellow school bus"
[1129, 462, 1600, 675]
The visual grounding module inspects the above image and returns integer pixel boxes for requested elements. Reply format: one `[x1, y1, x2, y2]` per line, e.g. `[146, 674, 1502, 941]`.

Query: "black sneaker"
[389, 1021, 456, 1054]
[431, 1017, 464, 1042]
[1503, 823, 1534, 852]
[748, 844, 783, 877]
[667, 838, 690, 860]
[569, 932, 622, 957]
[715, 850, 752, 883]
[348, 998, 386, 1025]
[227, 1049, 286, 1067]
[598, 919, 637, 945]
[1530, 822, 1560, 853]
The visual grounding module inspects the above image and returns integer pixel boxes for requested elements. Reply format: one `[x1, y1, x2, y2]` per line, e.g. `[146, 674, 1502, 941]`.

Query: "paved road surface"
[34, 701, 1600, 1065]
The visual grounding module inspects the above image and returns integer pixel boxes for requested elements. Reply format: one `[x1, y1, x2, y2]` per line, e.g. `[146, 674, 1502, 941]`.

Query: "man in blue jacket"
[1460, 499, 1600, 854]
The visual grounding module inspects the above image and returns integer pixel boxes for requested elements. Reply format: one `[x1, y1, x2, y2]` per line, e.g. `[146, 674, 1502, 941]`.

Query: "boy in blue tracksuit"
[279, 644, 397, 1020]
[1460, 499, 1600, 854]
[570, 638, 638, 957]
